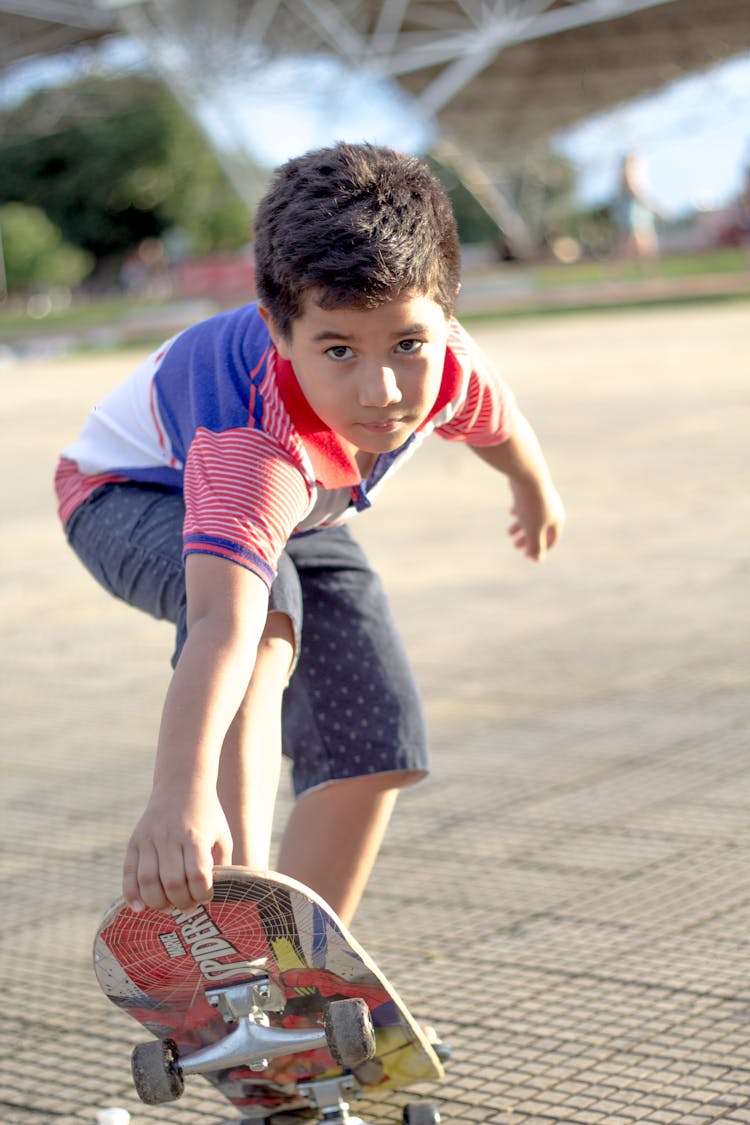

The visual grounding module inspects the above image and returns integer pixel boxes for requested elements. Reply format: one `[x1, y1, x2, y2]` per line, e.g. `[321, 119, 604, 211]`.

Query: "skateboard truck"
[131, 974, 376, 1106]
[297, 1074, 361, 1123]
[183, 977, 328, 1074]
[288, 1074, 441, 1125]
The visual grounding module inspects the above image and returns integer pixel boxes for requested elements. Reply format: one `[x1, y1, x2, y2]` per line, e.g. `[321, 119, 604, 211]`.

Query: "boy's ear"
[258, 304, 290, 359]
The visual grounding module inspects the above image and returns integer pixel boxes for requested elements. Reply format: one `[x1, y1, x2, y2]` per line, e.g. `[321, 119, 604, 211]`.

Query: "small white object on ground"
[96, 1110, 131, 1125]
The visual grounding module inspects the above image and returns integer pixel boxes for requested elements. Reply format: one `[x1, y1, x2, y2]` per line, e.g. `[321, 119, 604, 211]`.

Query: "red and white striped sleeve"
[435, 324, 519, 447]
[183, 427, 312, 588]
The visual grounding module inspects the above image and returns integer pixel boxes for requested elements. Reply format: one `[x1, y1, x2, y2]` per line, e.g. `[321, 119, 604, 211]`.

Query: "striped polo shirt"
[56, 302, 517, 589]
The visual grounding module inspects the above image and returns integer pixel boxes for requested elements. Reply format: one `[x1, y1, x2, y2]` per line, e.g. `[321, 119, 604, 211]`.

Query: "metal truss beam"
[0, 0, 111, 28]
[1, 0, 747, 257]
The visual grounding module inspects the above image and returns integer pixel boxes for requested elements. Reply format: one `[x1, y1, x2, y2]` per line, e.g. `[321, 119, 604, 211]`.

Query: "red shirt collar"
[273, 343, 463, 489]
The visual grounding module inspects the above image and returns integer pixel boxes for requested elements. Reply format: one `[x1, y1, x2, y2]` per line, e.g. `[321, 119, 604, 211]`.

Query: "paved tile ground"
[1, 303, 748, 1125]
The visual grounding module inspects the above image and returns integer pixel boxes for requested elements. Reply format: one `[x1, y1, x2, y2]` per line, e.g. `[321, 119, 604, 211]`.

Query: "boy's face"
[261, 292, 450, 454]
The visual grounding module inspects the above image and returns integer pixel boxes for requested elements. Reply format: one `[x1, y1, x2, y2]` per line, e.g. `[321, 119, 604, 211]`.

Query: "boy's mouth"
[356, 418, 403, 433]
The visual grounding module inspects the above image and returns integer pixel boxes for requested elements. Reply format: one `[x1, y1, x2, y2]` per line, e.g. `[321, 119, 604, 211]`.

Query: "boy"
[56, 142, 564, 927]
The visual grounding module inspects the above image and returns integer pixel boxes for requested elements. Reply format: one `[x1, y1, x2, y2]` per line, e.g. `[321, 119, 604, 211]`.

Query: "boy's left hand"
[507, 477, 565, 561]
[470, 415, 564, 562]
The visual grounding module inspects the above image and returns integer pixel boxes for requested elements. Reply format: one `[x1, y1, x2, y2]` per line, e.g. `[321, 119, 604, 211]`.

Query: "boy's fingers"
[123, 809, 233, 913]
[123, 840, 170, 911]
[122, 845, 143, 911]
[158, 843, 216, 911]
[212, 833, 233, 867]
[181, 841, 217, 907]
[523, 526, 546, 562]
[135, 841, 172, 911]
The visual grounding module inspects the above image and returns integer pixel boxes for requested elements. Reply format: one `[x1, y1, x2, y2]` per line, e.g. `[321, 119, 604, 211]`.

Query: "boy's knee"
[261, 609, 295, 645]
[256, 610, 296, 678]
[377, 767, 427, 791]
[334, 768, 427, 796]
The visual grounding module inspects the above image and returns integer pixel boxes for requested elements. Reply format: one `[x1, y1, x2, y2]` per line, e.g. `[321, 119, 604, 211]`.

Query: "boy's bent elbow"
[185, 553, 271, 639]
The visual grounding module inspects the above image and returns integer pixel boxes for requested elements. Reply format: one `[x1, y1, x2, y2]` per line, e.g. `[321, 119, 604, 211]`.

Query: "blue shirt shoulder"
[153, 303, 272, 463]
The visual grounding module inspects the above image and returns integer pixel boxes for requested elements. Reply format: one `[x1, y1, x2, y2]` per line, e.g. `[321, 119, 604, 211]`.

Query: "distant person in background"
[121, 237, 172, 299]
[614, 153, 661, 266]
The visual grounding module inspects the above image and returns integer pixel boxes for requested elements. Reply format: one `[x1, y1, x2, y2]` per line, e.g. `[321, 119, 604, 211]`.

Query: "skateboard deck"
[93, 867, 443, 1120]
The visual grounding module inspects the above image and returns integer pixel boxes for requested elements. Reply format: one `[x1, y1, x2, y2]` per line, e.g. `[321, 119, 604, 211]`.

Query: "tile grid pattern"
[1, 305, 747, 1125]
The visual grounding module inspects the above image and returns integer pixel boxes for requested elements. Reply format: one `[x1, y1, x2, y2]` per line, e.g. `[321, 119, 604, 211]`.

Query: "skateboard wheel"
[403, 1102, 441, 1125]
[131, 1038, 185, 1104]
[324, 997, 376, 1068]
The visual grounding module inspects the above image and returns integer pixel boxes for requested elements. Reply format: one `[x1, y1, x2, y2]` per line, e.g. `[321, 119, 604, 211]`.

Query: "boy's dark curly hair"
[254, 141, 461, 337]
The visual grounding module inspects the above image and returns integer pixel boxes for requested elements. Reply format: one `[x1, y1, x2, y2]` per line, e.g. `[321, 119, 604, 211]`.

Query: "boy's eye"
[326, 345, 354, 361]
[396, 339, 423, 354]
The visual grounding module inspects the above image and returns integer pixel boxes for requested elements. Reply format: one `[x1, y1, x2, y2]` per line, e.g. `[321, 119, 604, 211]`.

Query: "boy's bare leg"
[217, 612, 294, 870]
[277, 770, 422, 926]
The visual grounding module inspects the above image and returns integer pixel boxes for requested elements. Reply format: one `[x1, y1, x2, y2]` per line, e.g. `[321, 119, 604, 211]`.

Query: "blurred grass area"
[526, 247, 746, 288]
[0, 293, 163, 336]
[0, 248, 747, 346]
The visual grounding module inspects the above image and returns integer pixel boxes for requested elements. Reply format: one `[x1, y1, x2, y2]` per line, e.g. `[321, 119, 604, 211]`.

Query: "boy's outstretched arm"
[472, 412, 565, 561]
[122, 554, 271, 913]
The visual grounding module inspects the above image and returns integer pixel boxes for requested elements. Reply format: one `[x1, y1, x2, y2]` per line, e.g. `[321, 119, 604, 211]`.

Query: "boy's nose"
[358, 364, 403, 407]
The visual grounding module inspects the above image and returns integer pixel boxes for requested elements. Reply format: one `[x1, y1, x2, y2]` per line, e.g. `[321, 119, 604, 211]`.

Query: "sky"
[555, 53, 750, 218]
[162, 49, 750, 220]
[192, 54, 434, 174]
[4, 37, 750, 221]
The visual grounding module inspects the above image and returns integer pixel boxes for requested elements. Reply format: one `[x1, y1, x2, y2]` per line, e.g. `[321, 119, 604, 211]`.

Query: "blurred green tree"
[0, 75, 250, 264]
[0, 202, 94, 291]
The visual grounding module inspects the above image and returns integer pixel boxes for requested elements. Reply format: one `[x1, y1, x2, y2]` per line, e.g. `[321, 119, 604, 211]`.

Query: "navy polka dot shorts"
[65, 482, 429, 796]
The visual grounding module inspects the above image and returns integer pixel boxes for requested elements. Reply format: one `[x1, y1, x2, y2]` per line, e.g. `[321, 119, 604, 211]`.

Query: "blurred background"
[0, 0, 749, 353]
[2, 11, 749, 1123]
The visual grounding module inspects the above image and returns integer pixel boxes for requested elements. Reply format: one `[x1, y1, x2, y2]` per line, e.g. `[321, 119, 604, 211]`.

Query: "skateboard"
[94, 867, 444, 1124]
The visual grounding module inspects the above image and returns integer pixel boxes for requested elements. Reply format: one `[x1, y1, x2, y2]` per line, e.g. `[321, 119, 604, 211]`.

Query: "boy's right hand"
[122, 783, 233, 912]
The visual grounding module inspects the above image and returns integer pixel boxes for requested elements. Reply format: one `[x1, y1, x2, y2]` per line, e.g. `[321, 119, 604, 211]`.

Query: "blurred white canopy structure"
[2, 1, 749, 252]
